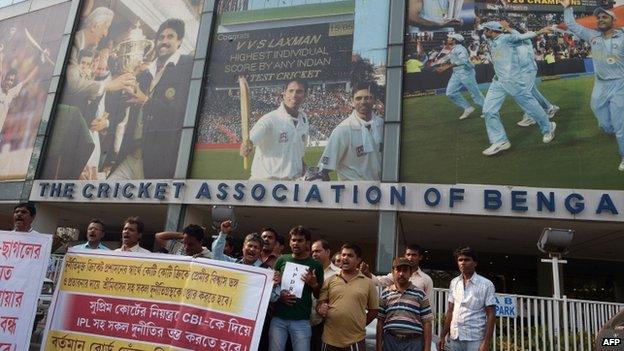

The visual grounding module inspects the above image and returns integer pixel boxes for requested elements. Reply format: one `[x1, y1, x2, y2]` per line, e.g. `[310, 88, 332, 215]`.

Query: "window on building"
[0, 0, 27, 9]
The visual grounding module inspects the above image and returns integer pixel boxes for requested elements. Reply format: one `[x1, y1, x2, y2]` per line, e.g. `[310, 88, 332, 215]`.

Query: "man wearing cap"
[480, 21, 557, 156]
[562, 0, 624, 171]
[437, 33, 485, 120]
[498, 21, 560, 128]
[377, 257, 433, 351]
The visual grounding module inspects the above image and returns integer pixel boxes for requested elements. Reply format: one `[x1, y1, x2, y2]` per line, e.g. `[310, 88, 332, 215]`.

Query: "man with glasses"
[74, 218, 109, 250]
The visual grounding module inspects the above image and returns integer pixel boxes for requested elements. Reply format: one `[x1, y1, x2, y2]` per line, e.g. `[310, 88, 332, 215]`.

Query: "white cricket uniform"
[249, 103, 309, 180]
[318, 111, 383, 181]
[0, 82, 24, 134]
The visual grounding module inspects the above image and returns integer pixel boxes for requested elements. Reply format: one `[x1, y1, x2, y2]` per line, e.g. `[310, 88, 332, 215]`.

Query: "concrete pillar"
[32, 203, 60, 236]
[183, 206, 206, 227]
[376, 211, 398, 274]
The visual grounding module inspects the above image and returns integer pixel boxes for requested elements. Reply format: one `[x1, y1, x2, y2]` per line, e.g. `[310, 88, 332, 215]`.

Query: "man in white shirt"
[310, 83, 383, 181]
[361, 244, 434, 299]
[115, 217, 150, 253]
[310, 239, 341, 351]
[10, 202, 39, 234]
[240, 80, 309, 180]
[439, 247, 496, 351]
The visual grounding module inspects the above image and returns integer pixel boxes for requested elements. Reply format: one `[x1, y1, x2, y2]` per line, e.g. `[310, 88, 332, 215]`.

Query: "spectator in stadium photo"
[309, 82, 383, 181]
[240, 80, 310, 180]
[480, 21, 557, 156]
[436, 33, 485, 120]
[497, 20, 560, 128]
[377, 257, 433, 351]
[439, 247, 496, 351]
[561, 0, 624, 171]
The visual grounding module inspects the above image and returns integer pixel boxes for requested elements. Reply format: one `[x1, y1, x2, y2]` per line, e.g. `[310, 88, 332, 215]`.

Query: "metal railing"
[46, 254, 65, 283]
[432, 288, 624, 351]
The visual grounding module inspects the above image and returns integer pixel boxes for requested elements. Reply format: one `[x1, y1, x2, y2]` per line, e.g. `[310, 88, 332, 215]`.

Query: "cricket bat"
[239, 76, 251, 170]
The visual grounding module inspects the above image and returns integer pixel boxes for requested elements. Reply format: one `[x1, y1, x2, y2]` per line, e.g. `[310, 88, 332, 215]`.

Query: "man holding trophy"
[109, 18, 193, 180]
[408, 0, 464, 30]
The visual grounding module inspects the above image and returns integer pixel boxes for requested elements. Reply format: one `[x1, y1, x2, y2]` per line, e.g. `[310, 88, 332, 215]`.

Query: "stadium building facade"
[0, 0, 622, 303]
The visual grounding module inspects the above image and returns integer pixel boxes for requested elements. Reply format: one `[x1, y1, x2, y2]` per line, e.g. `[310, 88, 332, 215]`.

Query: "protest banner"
[0, 230, 52, 351]
[42, 249, 274, 351]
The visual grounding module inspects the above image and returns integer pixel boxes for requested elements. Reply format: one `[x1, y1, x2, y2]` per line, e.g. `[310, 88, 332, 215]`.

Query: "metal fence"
[46, 254, 65, 283]
[432, 288, 624, 351]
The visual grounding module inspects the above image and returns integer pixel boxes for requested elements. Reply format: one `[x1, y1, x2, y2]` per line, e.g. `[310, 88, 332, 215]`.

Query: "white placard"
[281, 262, 308, 298]
[0, 231, 52, 351]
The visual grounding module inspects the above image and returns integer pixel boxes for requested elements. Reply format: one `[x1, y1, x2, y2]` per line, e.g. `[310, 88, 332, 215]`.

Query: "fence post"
[563, 295, 569, 351]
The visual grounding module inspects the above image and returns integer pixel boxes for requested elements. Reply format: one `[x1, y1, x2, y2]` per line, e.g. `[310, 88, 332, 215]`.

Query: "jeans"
[446, 339, 483, 351]
[269, 317, 312, 351]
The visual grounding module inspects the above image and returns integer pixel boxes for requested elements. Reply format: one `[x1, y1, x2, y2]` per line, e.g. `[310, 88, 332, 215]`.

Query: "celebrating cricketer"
[480, 21, 557, 156]
[438, 33, 484, 120]
[562, 0, 624, 172]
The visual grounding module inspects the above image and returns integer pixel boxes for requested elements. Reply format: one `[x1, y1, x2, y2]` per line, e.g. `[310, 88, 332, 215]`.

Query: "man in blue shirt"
[439, 33, 485, 120]
[74, 219, 109, 250]
[480, 21, 557, 156]
[562, 0, 624, 171]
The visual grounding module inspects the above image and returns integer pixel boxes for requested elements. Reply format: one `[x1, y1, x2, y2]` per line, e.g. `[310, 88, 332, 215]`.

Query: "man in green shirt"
[270, 226, 324, 351]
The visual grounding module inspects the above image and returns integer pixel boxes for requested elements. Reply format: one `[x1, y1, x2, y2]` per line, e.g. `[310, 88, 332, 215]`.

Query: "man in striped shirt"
[377, 257, 433, 351]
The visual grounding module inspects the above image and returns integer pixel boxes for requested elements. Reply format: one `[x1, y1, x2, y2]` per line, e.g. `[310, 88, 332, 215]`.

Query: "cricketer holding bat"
[562, 0, 624, 171]
[309, 83, 383, 181]
[0, 46, 39, 138]
[439, 33, 484, 120]
[240, 79, 310, 180]
[480, 21, 556, 156]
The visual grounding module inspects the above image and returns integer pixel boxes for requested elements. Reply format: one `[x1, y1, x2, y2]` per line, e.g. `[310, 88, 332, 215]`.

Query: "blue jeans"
[269, 317, 311, 351]
[446, 339, 482, 351]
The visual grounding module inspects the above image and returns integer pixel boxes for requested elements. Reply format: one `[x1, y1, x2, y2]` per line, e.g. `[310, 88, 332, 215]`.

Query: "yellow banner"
[60, 255, 246, 314]
[46, 330, 178, 351]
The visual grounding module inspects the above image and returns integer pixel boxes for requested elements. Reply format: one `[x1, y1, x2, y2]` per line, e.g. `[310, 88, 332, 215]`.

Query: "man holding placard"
[270, 226, 324, 351]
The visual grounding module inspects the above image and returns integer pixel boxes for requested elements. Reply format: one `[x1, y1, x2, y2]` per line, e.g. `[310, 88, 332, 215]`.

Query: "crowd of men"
[406, 10, 593, 70]
[9, 202, 498, 351]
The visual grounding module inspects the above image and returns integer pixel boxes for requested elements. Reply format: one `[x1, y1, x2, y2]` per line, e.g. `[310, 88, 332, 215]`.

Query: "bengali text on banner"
[42, 249, 274, 351]
[0, 230, 52, 351]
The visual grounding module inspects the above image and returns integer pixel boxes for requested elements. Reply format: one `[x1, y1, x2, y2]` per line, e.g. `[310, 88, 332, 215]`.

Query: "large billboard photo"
[401, 0, 624, 190]
[0, 3, 70, 181]
[40, 0, 205, 180]
[191, 0, 389, 181]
